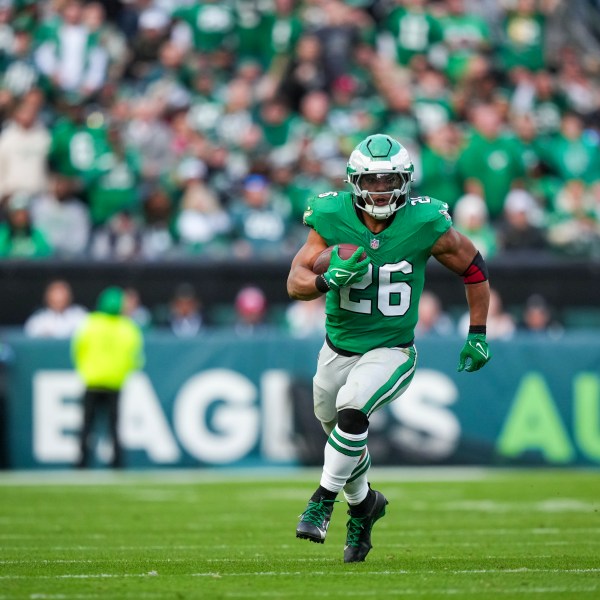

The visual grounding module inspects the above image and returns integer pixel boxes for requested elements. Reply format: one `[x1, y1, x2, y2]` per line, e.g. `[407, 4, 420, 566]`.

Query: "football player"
[287, 134, 491, 563]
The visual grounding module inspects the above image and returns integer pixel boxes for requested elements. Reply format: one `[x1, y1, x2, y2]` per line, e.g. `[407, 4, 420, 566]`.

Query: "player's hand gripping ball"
[313, 244, 370, 289]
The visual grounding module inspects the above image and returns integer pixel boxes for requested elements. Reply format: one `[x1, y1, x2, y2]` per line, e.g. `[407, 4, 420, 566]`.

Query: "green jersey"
[49, 118, 110, 179]
[384, 7, 443, 66]
[304, 191, 452, 353]
[172, 3, 236, 52]
[501, 11, 546, 72]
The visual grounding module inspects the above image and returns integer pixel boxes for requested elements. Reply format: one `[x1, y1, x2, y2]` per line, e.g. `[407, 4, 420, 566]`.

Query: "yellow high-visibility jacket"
[71, 312, 144, 390]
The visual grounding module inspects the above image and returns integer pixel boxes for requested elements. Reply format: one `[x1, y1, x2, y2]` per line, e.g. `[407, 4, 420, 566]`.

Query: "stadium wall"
[2, 331, 600, 469]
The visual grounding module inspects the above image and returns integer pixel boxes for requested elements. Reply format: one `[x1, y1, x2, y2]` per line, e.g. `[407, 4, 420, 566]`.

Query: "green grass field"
[0, 468, 598, 600]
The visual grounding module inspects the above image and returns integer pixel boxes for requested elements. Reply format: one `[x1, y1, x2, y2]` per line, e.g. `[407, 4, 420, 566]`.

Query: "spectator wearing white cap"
[139, 8, 170, 32]
[175, 157, 231, 254]
[126, 8, 171, 81]
[497, 189, 548, 252]
[452, 193, 498, 259]
[0, 193, 52, 259]
[546, 179, 600, 256]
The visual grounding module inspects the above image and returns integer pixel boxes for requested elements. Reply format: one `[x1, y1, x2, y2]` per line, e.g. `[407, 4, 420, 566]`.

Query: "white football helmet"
[346, 134, 414, 220]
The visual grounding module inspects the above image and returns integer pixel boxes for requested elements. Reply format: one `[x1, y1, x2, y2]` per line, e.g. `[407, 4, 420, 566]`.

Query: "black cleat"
[296, 497, 336, 544]
[344, 489, 388, 563]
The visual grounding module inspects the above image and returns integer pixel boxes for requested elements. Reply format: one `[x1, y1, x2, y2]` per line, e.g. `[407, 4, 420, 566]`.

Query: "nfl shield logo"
[370, 239, 380, 250]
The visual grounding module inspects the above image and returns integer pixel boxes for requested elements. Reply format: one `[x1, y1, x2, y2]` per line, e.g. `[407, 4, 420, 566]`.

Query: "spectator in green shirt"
[287, 151, 334, 223]
[538, 112, 600, 184]
[380, 83, 420, 145]
[500, 0, 556, 73]
[439, 0, 491, 82]
[0, 193, 52, 259]
[508, 112, 544, 181]
[417, 124, 463, 209]
[33, 0, 108, 100]
[257, 0, 303, 71]
[457, 103, 525, 219]
[86, 124, 142, 226]
[258, 97, 295, 150]
[511, 70, 568, 135]
[48, 96, 111, 196]
[0, 27, 40, 102]
[172, 1, 236, 54]
[381, 0, 443, 68]
[412, 67, 454, 136]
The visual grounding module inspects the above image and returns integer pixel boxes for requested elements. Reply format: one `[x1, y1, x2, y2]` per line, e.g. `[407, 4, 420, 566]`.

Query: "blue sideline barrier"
[2, 330, 599, 469]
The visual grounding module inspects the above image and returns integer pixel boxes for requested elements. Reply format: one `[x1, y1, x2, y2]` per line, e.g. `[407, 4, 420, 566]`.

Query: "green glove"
[458, 333, 491, 372]
[323, 245, 370, 289]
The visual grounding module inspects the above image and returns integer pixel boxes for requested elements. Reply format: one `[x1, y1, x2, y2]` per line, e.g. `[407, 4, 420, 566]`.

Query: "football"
[312, 244, 367, 274]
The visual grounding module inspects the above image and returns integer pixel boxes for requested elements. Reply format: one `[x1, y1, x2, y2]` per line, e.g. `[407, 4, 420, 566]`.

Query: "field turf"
[0, 468, 598, 599]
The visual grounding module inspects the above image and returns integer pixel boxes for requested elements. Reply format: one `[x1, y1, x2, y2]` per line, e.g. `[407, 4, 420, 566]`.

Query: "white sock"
[343, 448, 371, 505]
[320, 426, 367, 493]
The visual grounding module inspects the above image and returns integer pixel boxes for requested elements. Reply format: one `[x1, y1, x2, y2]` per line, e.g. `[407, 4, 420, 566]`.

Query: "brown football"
[312, 244, 367, 275]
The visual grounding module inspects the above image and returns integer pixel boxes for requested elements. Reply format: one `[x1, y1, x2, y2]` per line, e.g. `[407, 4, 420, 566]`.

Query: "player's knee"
[314, 385, 337, 427]
[337, 408, 369, 435]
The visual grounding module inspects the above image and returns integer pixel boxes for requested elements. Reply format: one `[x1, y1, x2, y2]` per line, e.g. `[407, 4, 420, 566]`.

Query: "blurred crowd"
[23, 277, 570, 340]
[0, 0, 600, 262]
[22, 277, 329, 337]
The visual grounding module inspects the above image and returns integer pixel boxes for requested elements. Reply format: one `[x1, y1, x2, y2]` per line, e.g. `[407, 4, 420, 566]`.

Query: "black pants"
[78, 388, 122, 468]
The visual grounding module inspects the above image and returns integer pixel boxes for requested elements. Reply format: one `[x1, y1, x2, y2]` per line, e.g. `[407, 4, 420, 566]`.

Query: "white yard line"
[2, 527, 598, 542]
[226, 587, 600, 597]
[1, 568, 599, 580]
[0, 558, 191, 565]
[4, 539, 599, 553]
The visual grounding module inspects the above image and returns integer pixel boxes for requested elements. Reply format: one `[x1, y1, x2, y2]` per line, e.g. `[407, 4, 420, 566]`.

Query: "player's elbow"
[286, 267, 302, 299]
[287, 278, 302, 300]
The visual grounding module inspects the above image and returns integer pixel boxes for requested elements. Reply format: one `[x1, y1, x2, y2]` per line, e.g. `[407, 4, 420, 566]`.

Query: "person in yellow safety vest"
[71, 286, 144, 468]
